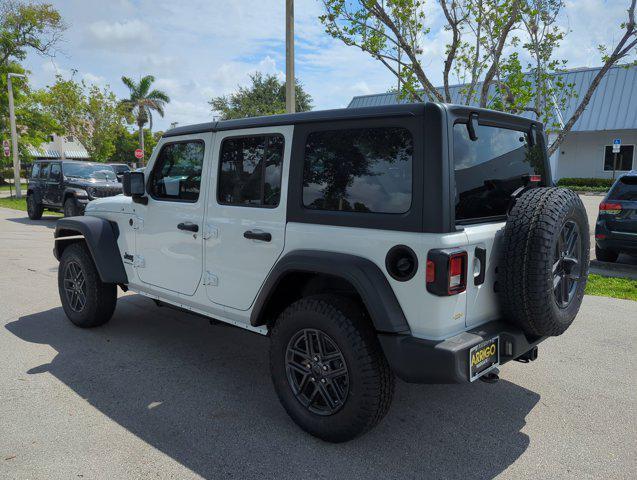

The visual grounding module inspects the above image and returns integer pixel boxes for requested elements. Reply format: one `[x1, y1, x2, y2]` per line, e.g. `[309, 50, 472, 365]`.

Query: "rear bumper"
[595, 222, 637, 254]
[378, 320, 545, 384]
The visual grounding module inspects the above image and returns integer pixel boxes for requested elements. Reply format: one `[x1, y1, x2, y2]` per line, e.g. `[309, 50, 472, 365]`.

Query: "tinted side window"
[39, 163, 50, 179]
[149, 141, 205, 202]
[31, 163, 41, 178]
[218, 134, 284, 207]
[454, 124, 545, 222]
[49, 163, 62, 181]
[302, 127, 413, 214]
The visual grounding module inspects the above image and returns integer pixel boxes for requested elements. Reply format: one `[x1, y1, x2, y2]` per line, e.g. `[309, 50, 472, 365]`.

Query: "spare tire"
[499, 187, 589, 337]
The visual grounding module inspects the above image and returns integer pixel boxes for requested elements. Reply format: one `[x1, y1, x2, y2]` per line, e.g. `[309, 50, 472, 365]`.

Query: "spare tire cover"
[499, 187, 589, 337]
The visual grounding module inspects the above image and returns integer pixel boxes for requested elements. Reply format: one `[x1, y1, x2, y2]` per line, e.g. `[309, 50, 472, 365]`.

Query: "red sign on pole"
[2, 140, 9, 157]
[134, 148, 144, 159]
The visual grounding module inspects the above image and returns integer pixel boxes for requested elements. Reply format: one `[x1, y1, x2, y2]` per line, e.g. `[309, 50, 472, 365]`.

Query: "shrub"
[557, 177, 613, 189]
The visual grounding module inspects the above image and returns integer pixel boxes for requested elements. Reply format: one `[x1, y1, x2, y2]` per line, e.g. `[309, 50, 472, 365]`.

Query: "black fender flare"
[250, 250, 411, 334]
[54, 216, 128, 284]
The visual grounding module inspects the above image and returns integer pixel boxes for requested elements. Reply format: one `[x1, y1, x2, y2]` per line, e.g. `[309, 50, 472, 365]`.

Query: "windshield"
[63, 163, 117, 181]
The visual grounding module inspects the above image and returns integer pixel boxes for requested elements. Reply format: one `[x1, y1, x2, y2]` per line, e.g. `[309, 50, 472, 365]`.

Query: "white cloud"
[86, 20, 154, 49]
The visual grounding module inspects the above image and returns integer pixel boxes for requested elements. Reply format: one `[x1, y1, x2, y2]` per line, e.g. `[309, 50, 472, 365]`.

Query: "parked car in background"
[109, 163, 131, 182]
[595, 171, 637, 262]
[27, 160, 122, 219]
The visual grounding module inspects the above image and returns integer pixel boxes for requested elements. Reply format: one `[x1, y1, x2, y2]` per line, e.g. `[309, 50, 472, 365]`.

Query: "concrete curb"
[589, 260, 637, 280]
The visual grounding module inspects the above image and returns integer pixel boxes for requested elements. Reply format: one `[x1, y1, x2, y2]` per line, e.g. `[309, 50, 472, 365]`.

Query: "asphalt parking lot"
[0, 206, 635, 480]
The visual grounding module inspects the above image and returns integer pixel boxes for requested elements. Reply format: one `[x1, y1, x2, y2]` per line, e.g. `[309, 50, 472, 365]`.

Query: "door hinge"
[203, 271, 218, 286]
[202, 224, 218, 240]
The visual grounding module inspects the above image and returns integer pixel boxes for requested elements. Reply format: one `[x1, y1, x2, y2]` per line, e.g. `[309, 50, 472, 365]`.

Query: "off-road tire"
[64, 197, 79, 217]
[26, 195, 43, 220]
[58, 242, 117, 328]
[499, 187, 589, 337]
[269, 294, 394, 443]
[595, 245, 618, 263]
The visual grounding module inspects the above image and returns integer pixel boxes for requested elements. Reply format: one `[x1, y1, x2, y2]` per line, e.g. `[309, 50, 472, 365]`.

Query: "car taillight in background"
[426, 249, 467, 296]
[599, 201, 622, 214]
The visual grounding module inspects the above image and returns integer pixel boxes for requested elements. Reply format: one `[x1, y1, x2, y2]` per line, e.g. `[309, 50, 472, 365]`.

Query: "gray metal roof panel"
[348, 65, 637, 132]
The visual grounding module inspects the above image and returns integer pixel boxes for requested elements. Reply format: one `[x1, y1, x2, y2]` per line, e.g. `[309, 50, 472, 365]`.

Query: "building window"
[604, 145, 634, 171]
[302, 127, 413, 214]
[66, 136, 74, 143]
[218, 134, 284, 207]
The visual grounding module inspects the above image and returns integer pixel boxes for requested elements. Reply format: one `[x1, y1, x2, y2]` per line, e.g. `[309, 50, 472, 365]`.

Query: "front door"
[135, 134, 211, 295]
[46, 162, 64, 206]
[204, 126, 291, 310]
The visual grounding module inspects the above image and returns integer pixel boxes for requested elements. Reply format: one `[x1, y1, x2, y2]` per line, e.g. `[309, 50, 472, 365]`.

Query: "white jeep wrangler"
[54, 103, 589, 442]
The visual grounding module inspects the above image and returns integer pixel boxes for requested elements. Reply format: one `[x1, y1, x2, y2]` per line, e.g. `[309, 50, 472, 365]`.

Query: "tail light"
[529, 175, 542, 183]
[599, 202, 622, 214]
[427, 249, 468, 296]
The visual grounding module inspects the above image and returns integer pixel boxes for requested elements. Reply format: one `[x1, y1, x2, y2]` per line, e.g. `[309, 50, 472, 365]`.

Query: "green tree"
[320, 0, 637, 156]
[209, 72, 313, 120]
[110, 126, 161, 165]
[119, 75, 170, 163]
[42, 75, 123, 161]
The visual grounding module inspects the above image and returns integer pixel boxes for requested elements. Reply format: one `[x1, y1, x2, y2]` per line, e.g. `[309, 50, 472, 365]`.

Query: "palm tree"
[120, 75, 170, 164]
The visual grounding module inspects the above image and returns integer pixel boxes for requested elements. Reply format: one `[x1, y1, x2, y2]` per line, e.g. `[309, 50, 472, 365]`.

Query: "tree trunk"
[138, 124, 145, 166]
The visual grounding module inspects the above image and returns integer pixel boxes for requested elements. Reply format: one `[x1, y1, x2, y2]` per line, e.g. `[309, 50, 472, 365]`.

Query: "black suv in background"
[26, 160, 122, 219]
[595, 171, 637, 262]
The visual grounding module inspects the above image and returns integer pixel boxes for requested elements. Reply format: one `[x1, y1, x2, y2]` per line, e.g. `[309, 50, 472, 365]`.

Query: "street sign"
[134, 148, 144, 159]
[612, 138, 621, 153]
[2, 140, 9, 157]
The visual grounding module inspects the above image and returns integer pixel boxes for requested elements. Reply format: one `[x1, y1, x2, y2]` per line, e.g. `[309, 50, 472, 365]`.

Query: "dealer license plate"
[469, 336, 499, 382]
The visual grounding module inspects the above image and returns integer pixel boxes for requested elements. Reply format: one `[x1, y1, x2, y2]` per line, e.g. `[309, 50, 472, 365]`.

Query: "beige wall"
[551, 129, 637, 180]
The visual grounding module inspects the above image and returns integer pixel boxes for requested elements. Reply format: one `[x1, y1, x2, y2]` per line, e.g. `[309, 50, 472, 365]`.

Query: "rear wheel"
[595, 245, 618, 263]
[269, 294, 394, 442]
[64, 197, 79, 217]
[58, 242, 117, 327]
[26, 195, 43, 220]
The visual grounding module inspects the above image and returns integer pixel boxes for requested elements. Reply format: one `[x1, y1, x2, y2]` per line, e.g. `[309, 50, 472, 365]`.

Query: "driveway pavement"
[0, 206, 635, 480]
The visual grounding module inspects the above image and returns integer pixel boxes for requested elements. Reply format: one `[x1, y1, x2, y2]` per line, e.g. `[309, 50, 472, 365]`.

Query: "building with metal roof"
[349, 65, 637, 180]
[28, 134, 90, 161]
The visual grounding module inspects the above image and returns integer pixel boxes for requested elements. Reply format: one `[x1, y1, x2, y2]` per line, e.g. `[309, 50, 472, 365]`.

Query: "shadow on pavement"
[6, 295, 539, 480]
[6, 216, 59, 229]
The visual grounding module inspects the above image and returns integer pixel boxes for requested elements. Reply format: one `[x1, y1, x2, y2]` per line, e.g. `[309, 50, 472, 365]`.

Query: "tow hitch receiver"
[479, 368, 500, 383]
[515, 346, 539, 363]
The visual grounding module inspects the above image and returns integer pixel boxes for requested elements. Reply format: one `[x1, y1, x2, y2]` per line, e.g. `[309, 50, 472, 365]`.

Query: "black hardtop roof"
[163, 103, 427, 138]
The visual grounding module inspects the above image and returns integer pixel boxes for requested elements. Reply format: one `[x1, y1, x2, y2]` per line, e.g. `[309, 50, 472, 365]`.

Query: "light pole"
[7, 73, 26, 199]
[285, 0, 295, 114]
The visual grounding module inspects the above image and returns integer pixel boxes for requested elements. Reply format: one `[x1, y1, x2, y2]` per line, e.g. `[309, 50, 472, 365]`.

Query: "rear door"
[452, 121, 547, 327]
[204, 126, 290, 310]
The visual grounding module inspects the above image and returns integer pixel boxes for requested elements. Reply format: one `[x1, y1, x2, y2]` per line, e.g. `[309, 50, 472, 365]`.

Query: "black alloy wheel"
[63, 260, 87, 312]
[285, 328, 349, 416]
[552, 220, 582, 309]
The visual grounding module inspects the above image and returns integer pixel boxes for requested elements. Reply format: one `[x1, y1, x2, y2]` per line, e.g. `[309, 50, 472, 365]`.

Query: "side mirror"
[122, 171, 145, 197]
[467, 113, 479, 141]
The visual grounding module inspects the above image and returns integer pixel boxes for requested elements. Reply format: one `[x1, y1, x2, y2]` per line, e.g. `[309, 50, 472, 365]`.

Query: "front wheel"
[64, 197, 80, 217]
[269, 295, 394, 443]
[58, 242, 117, 327]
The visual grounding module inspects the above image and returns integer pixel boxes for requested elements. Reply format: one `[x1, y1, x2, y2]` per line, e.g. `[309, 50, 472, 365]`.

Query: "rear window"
[454, 123, 545, 222]
[302, 127, 412, 214]
[608, 176, 637, 201]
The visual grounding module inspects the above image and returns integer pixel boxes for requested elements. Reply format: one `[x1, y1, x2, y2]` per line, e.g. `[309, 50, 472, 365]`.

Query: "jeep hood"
[85, 194, 135, 214]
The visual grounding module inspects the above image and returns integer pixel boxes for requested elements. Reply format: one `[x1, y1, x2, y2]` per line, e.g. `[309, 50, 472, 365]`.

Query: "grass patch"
[586, 274, 637, 302]
[0, 196, 61, 216]
[0, 183, 27, 192]
[561, 185, 608, 193]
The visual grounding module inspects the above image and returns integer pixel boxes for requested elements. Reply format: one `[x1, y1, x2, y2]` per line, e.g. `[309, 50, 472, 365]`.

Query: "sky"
[22, 0, 632, 131]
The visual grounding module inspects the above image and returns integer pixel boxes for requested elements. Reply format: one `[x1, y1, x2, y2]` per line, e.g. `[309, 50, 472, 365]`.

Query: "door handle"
[243, 230, 271, 242]
[474, 247, 487, 285]
[177, 222, 199, 233]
